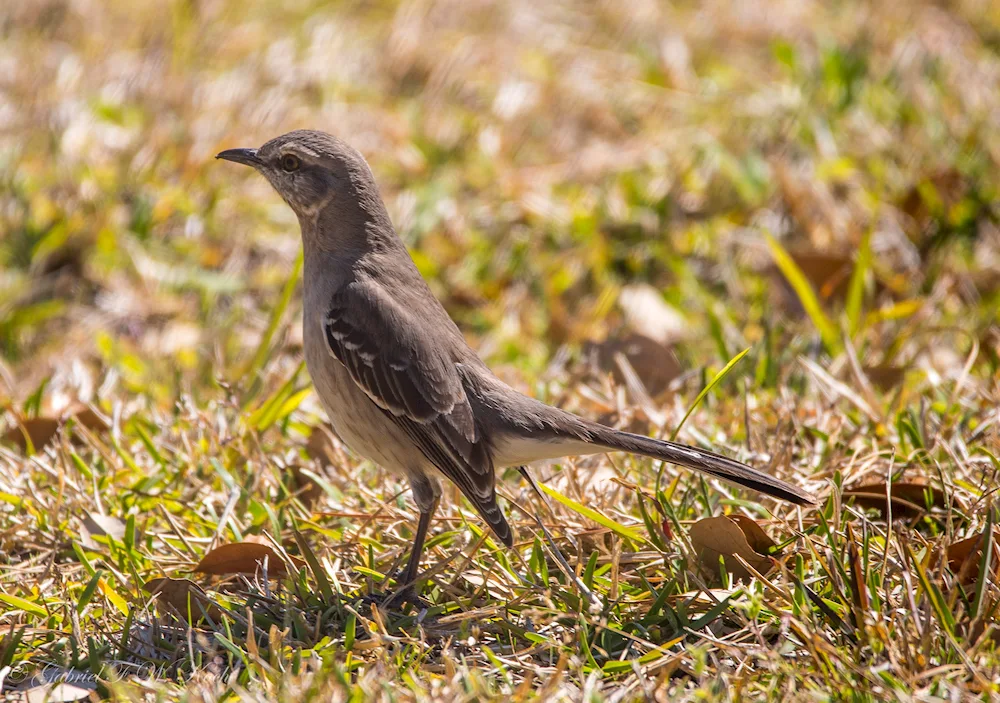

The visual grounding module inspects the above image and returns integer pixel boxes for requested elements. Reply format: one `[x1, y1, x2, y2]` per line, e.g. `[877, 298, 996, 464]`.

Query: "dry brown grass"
[1, 0, 1000, 700]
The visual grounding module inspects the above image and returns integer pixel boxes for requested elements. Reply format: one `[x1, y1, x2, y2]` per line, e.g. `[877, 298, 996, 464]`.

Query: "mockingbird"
[218, 130, 813, 599]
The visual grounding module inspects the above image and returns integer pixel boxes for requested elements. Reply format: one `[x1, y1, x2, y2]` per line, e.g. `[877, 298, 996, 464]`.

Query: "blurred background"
[1, 0, 998, 416]
[2, 1, 1000, 696]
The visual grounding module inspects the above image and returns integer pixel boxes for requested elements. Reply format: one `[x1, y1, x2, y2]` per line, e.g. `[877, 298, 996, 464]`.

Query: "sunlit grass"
[1, 0, 999, 700]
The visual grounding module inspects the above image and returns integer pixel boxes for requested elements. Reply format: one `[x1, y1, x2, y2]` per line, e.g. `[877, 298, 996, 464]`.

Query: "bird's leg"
[400, 498, 437, 588]
[387, 474, 440, 606]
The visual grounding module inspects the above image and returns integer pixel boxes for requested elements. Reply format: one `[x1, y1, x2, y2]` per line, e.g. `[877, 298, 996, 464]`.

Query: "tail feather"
[585, 424, 814, 505]
[478, 497, 514, 547]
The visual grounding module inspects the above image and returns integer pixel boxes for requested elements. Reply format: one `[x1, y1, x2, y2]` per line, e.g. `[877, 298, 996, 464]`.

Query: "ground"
[1, 0, 999, 700]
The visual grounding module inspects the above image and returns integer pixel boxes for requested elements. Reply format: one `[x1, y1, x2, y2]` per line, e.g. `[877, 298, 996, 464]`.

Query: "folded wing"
[323, 280, 512, 545]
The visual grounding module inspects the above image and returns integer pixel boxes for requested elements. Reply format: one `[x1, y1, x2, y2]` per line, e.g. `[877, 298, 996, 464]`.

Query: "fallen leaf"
[945, 528, 1000, 586]
[728, 515, 778, 555]
[2, 405, 109, 452]
[306, 424, 339, 467]
[689, 516, 776, 584]
[3, 418, 60, 452]
[83, 513, 126, 539]
[900, 168, 970, 250]
[143, 577, 222, 622]
[843, 481, 956, 517]
[289, 464, 323, 507]
[70, 406, 110, 433]
[78, 512, 127, 550]
[862, 365, 906, 392]
[193, 541, 304, 577]
[617, 283, 687, 346]
[788, 250, 854, 303]
[585, 333, 682, 399]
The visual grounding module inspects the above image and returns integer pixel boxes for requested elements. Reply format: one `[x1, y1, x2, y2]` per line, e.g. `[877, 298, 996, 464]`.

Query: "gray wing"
[323, 281, 511, 546]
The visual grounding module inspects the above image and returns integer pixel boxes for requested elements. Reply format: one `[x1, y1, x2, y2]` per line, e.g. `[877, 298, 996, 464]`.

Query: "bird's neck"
[299, 204, 413, 304]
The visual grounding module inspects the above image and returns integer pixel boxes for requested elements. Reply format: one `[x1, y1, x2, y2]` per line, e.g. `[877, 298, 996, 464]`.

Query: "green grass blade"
[670, 346, 750, 441]
[972, 510, 994, 620]
[846, 229, 870, 338]
[904, 541, 955, 636]
[293, 523, 335, 603]
[764, 231, 841, 355]
[0, 592, 47, 617]
[538, 482, 644, 543]
[243, 248, 304, 386]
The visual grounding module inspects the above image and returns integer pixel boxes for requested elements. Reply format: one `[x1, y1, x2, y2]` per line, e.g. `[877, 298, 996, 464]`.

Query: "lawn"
[1, 0, 999, 700]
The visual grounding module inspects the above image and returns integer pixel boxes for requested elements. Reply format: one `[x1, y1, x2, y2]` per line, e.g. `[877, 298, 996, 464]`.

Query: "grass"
[2, 0, 1000, 700]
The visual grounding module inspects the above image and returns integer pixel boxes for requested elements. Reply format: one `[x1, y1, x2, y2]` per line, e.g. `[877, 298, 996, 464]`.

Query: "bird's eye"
[280, 154, 300, 172]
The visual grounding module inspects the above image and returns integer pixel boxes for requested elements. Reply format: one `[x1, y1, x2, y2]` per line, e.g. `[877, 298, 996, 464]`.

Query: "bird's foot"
[356, 583, 431, 613]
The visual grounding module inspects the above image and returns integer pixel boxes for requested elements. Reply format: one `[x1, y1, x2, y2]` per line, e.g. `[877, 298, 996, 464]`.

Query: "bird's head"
[216, 130, 378, 222]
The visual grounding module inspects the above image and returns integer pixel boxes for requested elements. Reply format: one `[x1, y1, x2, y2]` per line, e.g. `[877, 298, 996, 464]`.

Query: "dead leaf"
[585, 333, 682, 399]
[306, 424, 338, 467]
[768, 247, 885, 318]
[3, 418, 60, 452]
[900, 168, 970, 249]
[843, 481, 956, 517]
[3, 404, 109, 452]
[193, 541, 304, 577]
[142, 577, 222, 622]
[862, 365, 906, 392]
[945, 528, 1000, 586]
[689, 516, 776, 584]
[78, 512, 127, 550]
[789, 250, 854, 302]
[289, 465, 324, 507]
[82, 513, 126, 539]
[727, 515, 778, 555]
[617, 283, 687, 346]
[70, 406, 110, 433]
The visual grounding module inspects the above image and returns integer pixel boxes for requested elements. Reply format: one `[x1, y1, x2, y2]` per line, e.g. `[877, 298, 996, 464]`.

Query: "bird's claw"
[357, 584, 430, 612]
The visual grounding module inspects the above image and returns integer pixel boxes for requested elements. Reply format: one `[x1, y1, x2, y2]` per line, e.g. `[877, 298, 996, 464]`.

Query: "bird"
[217, 130, 814, 601]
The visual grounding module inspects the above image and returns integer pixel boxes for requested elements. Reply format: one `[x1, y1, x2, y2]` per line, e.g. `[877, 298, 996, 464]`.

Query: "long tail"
[583, 423, 814, 505]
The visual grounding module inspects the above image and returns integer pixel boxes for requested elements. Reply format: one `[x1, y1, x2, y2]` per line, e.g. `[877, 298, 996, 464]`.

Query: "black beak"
[215, 148, 262, 168]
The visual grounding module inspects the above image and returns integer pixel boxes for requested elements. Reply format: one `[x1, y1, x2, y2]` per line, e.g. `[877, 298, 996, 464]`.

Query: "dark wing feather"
[323, 282, 512, 546]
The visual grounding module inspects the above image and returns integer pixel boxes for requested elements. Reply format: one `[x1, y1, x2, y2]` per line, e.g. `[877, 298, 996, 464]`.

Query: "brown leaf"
[789, 250, 854, 303]
[945, 528, 1000, 586]
[288, 465, 324, 507]
[2, 404, 109, 452]
[585, 333, 682, 399]
[79, 512, 127, 549]
[843, 481, 957, 517]
[306, 424, 339, 467]
[70, 405, 110, 433]
[727, 515, 778, 555]
[193, 541, 304, 577]
[862, 365, 906, 392]
[3, 417, 60, 452]
[769, 247, 887, 316]
[689, 516, 776, 584]
[899, 168, 969, 248]
[142, 576, 222, 622]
